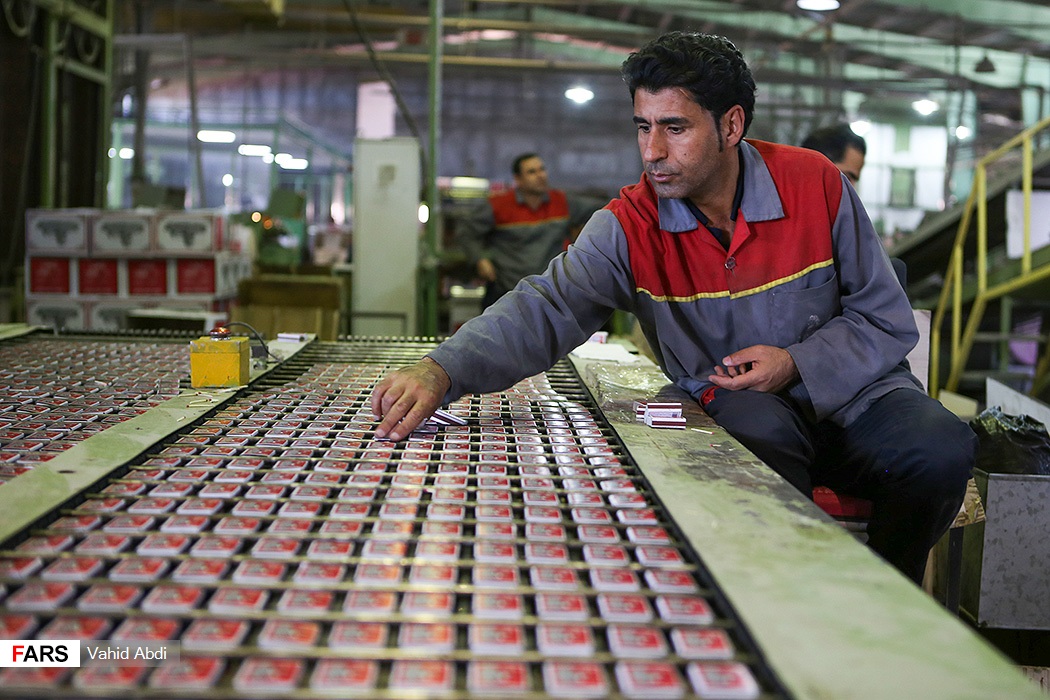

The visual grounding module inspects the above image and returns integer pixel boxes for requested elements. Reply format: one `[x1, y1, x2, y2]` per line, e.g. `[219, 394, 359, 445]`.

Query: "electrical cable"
[339, 0, 429, 176]
[219, 321, 286, 365]
[1, 0, 35, 39]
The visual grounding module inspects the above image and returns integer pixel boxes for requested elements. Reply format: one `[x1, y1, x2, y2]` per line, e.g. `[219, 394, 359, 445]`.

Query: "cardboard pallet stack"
[24, 208, 252, 332]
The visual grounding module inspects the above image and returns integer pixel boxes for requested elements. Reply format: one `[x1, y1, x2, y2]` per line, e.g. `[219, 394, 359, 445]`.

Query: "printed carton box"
[25, 209, 93, 256]
[78, 259, 121, 295]
[127, 259, 170, 296]
[26, 298, 86, 331]
[156, 211, 225, 255]
[91, 211, 154, 256]
[27, 257, 75, 295]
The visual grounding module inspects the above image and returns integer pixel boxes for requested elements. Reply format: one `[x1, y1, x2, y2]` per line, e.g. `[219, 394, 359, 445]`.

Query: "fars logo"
[0, 640, 81, 667]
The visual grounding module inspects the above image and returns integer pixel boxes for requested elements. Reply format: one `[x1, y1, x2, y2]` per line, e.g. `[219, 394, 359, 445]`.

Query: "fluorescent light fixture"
[237, 144, 272, 157]
[955, 125, 973, 140]
[565, 86, 594, 104]
[850, 120, 872, 137]
[796, 0, 840, 10]
[263, 153, 275, 164]
[118, 147, 134, 159]
[107, 148, 116, 158]
[912, 99, 939, 116]
[449, 176, 490, 190]
[274, 152, 294, 165]
[222, 173, 234, 187]
[196, 129, 236, 143]
[418, 203, 430, 224]
[280, 158, 309, 170]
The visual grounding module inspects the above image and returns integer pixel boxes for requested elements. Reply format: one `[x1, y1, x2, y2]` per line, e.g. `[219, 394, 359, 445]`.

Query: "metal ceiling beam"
[117, 0, 1049, 132]
[136, 34, 1010, 103]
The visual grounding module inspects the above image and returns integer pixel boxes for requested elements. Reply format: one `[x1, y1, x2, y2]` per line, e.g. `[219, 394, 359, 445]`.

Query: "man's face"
[633, 87, 739, 203]
[514, 157, 549, 197]
[835, 145, 865, 187]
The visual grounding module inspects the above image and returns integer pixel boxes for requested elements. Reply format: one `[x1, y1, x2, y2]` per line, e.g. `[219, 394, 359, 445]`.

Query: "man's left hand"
[708, 345, 799, 393]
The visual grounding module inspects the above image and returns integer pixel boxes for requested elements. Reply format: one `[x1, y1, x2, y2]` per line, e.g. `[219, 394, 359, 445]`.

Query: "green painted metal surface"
[571, 354, 1042, 700]
[0, 389, 238, 544]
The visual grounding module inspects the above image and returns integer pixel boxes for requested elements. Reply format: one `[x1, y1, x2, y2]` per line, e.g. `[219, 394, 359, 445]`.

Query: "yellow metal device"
[189, 335, 250, 388]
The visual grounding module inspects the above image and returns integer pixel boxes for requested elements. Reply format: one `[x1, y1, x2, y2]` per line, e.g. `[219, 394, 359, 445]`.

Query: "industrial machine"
[0, 326, 1038, 698]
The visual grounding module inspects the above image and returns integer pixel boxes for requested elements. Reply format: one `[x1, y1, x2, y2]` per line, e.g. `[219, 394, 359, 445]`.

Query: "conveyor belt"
[0, 336, 787, 698]
[0, 334, 188, 484]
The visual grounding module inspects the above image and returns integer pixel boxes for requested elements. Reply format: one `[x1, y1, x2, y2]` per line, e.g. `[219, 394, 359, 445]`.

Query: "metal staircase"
[930, 116, 1050, 401]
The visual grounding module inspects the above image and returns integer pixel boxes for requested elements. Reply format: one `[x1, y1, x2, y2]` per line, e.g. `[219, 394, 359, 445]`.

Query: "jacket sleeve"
[456, 199, 495, 266]
[429, 209, 636, 402]
[785, 177, 919, 421]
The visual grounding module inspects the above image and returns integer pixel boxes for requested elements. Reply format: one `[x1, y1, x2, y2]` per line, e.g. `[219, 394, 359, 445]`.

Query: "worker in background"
[801, 124, 867, 186]
[802, 125, 908, 283]
[372, 31, 975, 586]
[457, 153, 600, 308]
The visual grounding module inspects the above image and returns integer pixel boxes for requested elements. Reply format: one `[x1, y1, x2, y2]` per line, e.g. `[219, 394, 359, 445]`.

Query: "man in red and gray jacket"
[458, 153, 599, 308]
[373, 31, 975, 585]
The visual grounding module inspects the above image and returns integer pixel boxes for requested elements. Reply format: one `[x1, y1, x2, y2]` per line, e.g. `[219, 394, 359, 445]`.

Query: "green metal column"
[422, 0, 444, 337]
[185, 36, 205, 208]
[269, 121, 282, 197]
[107, 125, 123, 208]
[96, 0, 115, 208]
[999, 296, 1013, 374]
[40, 11, 58, 207]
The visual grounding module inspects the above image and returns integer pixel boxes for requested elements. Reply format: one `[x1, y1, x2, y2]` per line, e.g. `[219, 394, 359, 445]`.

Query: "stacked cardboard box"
[25, 208, 252, 331]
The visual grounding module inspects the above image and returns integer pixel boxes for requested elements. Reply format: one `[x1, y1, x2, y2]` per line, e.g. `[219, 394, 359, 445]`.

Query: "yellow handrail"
[930, 115, 1050, 398]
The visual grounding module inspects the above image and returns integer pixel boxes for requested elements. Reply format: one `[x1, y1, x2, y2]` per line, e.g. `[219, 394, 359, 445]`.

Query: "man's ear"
[722, 105, 746, 147]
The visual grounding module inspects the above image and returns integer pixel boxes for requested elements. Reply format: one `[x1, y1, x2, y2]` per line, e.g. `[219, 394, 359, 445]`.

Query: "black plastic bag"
[970, 406, 1050, 477]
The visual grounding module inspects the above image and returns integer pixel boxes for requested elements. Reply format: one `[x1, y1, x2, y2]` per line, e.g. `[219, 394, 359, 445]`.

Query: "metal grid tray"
[0, 338, 788, 698]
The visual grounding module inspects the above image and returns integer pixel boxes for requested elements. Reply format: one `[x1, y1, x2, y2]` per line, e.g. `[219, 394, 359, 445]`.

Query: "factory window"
[889, 167, 916, 208]
[894, 125, 912, 152]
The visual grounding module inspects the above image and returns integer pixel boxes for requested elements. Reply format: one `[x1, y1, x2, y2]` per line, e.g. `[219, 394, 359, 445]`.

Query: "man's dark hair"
[512, 153, 540, 176]
[801, 124, 867, 162]
[621, 32, 756, 137]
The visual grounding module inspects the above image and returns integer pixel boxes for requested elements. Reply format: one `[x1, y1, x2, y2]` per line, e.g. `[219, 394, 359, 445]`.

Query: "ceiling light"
[974, 54, 996, 74]
[955, 125, 973, 140]
[449, 176, 489, 191]
[796, 0, 840, 11]
[565, 86, 594, 104]
[279, 158, 309, 171]
[849, 120, 872, 137]
[911, 99, 939, 116]
[237, 144, 272, 157]
[196, 129, 236, 143]
[118, 147, 134, 159]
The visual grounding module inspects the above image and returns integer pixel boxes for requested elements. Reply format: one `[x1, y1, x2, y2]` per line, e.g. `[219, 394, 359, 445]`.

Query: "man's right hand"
[477, 258, 497, 282]
[370, 357, 452, 441]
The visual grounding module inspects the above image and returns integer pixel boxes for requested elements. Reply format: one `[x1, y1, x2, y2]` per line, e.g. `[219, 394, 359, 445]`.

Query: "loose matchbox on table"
[430, 409, 468, 426]
[634, 401, 686, 429]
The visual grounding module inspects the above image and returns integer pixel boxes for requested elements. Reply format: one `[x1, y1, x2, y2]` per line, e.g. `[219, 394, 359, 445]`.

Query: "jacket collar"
[655, 140, 785, 232]
[515, 188, 550, 208]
